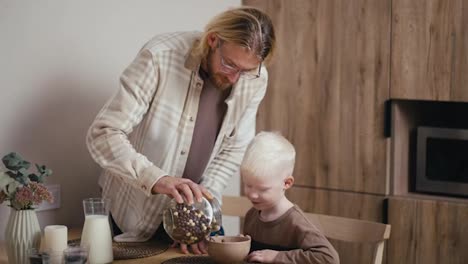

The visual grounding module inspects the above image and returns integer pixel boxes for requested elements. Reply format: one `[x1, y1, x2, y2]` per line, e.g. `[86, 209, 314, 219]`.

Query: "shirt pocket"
[224, 125, 237, 141]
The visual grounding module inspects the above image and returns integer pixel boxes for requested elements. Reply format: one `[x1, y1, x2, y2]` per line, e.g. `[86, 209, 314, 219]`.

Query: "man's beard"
[209, 72, 233, 91]
[205, 53, 234, 91]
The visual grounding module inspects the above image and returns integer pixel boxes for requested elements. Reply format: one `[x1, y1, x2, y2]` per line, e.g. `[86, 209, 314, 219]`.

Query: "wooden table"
[1, 244, 190, 264]
[113, 247, 189, 264]
[0, 229, 198, 264]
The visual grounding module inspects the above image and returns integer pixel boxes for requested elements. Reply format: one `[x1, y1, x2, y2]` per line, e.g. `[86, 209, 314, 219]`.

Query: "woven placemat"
[161, 256, 253, 264]
[161, 256, 216, 264]
[69, 238, 169, 260]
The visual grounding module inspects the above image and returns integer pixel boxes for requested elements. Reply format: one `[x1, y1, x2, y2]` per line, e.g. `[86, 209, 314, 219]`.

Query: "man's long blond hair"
[193, 7, 276, 64]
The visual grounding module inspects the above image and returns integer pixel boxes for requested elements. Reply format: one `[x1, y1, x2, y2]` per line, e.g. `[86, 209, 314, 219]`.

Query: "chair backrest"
[304, 212, 391, 264]
[221, 195, 391, 264]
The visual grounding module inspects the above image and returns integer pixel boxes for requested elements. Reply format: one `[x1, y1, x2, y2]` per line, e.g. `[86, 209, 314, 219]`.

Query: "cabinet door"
[287, 187, 385, 222]
[244, 0, 390, 194]
[392, 0, 468, 101]
[387, 196, 468, 264]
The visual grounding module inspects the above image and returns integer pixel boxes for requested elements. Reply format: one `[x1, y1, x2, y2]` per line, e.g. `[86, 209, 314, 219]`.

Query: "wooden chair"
[221, 195, 391, 264]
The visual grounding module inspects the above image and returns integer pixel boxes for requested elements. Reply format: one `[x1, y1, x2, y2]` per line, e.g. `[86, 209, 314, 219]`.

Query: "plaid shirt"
[86, 31, 268, 242]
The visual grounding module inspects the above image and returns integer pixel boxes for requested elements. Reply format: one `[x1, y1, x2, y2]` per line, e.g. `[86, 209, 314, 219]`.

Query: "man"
[86, 7, 275, 254]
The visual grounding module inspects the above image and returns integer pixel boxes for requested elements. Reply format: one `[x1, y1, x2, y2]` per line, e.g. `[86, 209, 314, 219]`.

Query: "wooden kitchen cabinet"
[245, 0, 391, 194]
[391, 0, 468, 101]
[387, 196, 468, 264]
[243, 1, 468, 263]
[287, 186, 385, 222]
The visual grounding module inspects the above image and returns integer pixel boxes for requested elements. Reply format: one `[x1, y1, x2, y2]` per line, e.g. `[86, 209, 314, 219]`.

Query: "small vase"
[4, 209, 41, 264]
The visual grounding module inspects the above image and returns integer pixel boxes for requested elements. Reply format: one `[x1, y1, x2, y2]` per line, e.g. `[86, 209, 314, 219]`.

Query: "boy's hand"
[246, 249, 278, 263]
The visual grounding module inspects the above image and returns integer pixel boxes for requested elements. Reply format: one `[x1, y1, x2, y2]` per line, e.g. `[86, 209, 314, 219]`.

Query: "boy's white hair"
[241, 131, 296, 179]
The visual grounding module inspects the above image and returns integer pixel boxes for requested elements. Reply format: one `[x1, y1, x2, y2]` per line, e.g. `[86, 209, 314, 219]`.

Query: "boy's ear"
[284, 176, 294, 190]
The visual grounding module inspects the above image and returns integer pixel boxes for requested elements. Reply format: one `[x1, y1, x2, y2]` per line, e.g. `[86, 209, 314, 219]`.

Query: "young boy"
[241, 132, 340, 264]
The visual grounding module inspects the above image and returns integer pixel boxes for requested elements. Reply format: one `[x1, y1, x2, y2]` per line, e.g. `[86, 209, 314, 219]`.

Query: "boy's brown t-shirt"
[243, 205, 340, 264]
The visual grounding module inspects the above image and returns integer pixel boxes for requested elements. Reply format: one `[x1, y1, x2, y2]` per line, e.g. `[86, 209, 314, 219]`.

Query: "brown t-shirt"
[182, 70, 230, 183]
[243, 205, 340, 264]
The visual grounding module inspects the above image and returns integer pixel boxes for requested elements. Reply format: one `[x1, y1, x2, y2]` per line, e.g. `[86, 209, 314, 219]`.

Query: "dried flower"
[0, 152, 53, 210]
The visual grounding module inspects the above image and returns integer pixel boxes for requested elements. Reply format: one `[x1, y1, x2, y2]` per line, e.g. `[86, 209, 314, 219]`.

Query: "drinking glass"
[28, 248, 50, 264]
[63, 244, 88, 264]
[80, 198, 113, 264]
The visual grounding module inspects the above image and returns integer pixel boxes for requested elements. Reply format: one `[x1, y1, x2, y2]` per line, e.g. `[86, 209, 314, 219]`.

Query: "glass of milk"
[80, 198, 113, 264]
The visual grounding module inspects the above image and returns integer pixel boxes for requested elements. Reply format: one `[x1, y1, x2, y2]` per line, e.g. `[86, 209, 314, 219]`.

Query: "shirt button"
[196, 82, 202, 88]
[189, 116, 194, 122]
[141, 185, 147, 190]
[181, 150, 186, 155]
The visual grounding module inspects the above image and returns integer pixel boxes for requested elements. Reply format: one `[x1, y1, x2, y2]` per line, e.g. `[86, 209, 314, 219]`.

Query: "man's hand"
[151, 176, 213, 204]
[246, 249, 279, 263]
[171, 240, 207, 255]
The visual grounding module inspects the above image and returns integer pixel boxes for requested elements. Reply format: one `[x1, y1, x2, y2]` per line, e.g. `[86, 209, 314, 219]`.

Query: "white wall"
[0, 0, 241, 240]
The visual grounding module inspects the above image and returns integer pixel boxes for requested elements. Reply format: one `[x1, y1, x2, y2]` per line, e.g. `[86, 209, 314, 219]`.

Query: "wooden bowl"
[207, 236, 251, 264]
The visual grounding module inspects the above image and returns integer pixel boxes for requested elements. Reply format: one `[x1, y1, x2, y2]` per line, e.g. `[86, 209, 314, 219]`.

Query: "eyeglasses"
[217, 40, 261, 80]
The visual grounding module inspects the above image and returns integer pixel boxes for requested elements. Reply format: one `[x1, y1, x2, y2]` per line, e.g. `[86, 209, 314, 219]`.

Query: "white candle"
[44, 225, 68, 251]
[44, 225, 68, 253]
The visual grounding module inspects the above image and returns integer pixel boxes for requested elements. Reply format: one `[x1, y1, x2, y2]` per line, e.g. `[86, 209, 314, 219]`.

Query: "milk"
[80, 215, 113, 264]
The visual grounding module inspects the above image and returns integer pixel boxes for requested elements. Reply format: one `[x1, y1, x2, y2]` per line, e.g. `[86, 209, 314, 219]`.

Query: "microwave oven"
[416, 126, 468, 197]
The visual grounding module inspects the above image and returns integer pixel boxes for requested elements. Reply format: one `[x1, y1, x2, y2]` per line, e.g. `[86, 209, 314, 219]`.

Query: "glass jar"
[163, 197, 222, 245]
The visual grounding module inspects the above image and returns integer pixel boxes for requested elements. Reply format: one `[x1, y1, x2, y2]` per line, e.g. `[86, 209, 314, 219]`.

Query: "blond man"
[87, 7, 275, 254]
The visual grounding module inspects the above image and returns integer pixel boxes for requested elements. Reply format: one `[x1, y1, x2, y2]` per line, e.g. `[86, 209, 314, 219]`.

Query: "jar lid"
[163, 197, 222, 245]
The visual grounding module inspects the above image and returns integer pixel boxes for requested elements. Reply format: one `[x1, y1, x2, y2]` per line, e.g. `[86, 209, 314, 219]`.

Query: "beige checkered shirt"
[86, 31, 268, 242]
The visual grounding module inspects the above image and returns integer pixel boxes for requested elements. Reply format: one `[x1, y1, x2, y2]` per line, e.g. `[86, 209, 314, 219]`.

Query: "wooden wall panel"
[287, 186, 385, 221]
[387, 196, 468, 264]
[244, 0, 391, 194]
[287, 186, 387, 264]
[391, 0, 468, 101]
